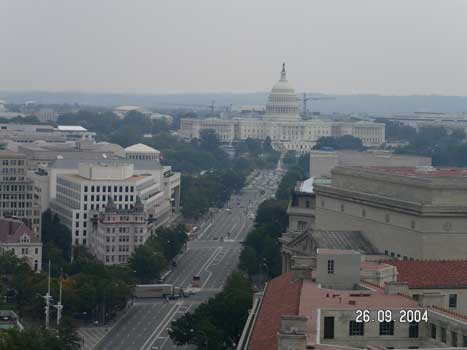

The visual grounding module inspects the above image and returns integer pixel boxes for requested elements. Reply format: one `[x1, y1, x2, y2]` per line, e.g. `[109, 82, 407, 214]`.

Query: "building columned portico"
[180, 64, 385, 153]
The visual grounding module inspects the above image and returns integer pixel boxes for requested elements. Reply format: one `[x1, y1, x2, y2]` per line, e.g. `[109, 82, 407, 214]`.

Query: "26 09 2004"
[355, 309, 429, 323]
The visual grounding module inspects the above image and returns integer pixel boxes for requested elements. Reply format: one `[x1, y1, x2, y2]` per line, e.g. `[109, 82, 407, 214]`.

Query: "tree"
[129, 244, 167, 283]
[255, 199, 288, 233]
[199, 129, 220, 151]
[42, 210, 72, 259]
[58, 318, 81, 350]
[156, 225, 188, 261]
[238, 247, 258, 276]
[262, 136, 273, 152]
[313, 135, 364, 150]
[275, 166, 306, 200]
[169, 272, 252, 350]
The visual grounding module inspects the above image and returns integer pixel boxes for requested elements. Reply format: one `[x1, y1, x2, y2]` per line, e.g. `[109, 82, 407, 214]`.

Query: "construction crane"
[299, 93, 336, 119]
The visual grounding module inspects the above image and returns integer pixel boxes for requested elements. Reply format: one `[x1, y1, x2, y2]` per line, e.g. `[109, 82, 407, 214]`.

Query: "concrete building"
[41, 145, 179, 218]
[0, 124, 95, 144]
[0, 150, 41, 237]
[113, 106, 173, 123]
[309, 150, 432, 179]
[90, 197, 147, 265]
[180, 64, 385, 153]
[0, 217, 42, 271]
[17, 140, 125, 170]
[314, 166, 467, 260]
[50, 162, 164, 246]
[238, 249, 467, 350]
[32, 108, 59, 123]
[382, 112, 467, 133]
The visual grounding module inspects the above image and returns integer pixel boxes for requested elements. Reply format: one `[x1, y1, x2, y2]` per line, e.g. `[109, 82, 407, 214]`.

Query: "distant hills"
[1, 91, 467, 116]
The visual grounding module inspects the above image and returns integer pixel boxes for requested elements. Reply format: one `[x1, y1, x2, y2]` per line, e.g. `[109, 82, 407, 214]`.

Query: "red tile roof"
[248, 272, 302, 350]
[0, 218, 38, 244]
[386, 260, 467, 288]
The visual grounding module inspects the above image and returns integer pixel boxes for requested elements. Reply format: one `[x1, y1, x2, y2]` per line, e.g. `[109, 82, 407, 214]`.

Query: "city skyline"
[1, 0, 467, 96]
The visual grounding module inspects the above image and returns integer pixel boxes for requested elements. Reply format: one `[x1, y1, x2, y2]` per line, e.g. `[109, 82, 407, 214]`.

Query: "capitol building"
[179, 64, 385, 153]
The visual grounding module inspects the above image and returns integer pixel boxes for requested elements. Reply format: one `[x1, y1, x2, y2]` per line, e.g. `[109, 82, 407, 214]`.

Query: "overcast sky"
[1, 0, 466, 95]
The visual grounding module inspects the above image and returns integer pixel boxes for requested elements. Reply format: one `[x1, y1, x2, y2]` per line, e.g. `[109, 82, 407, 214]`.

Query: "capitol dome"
[265, 63, 301, 121]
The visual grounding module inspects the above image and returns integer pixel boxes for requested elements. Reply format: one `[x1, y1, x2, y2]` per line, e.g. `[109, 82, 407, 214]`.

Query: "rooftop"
[311, 230, 377, 254]
[248, 272, 419, 350]
[0, 218, 39, 244]
[351, 166, 467, 178]
[55, 125, 88, 132]
[0, 150, 24, 158]
[248, 273, 302, 350]
[125, 143, 160, 154]
[114, 105, 143, 111]
[385, 259, 467, 289]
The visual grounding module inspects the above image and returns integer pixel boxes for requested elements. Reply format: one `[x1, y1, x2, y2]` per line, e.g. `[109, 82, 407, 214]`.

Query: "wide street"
[92, 168, 282, 350]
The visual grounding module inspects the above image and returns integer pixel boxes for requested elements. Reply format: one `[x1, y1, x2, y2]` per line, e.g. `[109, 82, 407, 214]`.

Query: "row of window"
[105, 226, 145, 234]
[431, 323, 467, 347]
[348, 321, 418, 337]
[1, 159, 25, 166]
[83, 194, 135, 203]
[84, 185, 134, 193]
[105, 255, 129, 263]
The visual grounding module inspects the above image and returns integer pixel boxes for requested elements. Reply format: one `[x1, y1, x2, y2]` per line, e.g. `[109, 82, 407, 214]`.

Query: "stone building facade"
[314, 166, 467, 260]
[90, 197, 148, 265]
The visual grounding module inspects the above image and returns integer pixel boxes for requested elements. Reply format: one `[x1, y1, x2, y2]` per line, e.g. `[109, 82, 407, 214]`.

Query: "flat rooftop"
[352, 166, 467, 178]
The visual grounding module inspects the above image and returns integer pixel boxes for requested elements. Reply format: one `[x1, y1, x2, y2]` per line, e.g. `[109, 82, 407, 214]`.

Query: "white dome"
[265, 63, 301, 121]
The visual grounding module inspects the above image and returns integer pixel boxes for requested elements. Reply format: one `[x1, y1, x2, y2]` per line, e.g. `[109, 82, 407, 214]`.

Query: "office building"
[50, 162, 164, 246]
[0, 150, 41, 237]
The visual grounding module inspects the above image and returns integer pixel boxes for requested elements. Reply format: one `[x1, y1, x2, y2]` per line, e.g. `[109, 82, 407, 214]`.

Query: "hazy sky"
[1, 0, 466, 95]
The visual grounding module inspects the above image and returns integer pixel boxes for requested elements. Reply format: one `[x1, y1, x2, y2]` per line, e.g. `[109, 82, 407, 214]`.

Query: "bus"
[133, 284, 183, 298]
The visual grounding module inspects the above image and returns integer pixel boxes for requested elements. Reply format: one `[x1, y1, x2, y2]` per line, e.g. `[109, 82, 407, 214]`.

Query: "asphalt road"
[94, 169, 282, 350]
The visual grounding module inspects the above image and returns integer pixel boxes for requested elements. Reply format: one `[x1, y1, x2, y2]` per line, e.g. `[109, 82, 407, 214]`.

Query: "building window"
[441, 327, 447, 343]
[449, 294, 457, 308]
[379, 321, 394, 336]
[84, 186, 88, 192]
[411, 220, 416, 229]
[385, 213, 390, 223]
[430, 324, 436, 339]
[349, 321, 364, 336]
[452, 332, 458, 347]
[362, 209, 366, 217]
[340, 204, 345, 212]
[327, 260, 335, 274]
[409, 322, 419, 338]
[305, 200, 310, 208]
[297, 221, 306, 230]
[321, 200, 325, 208]
[463, 335, 467, 347]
